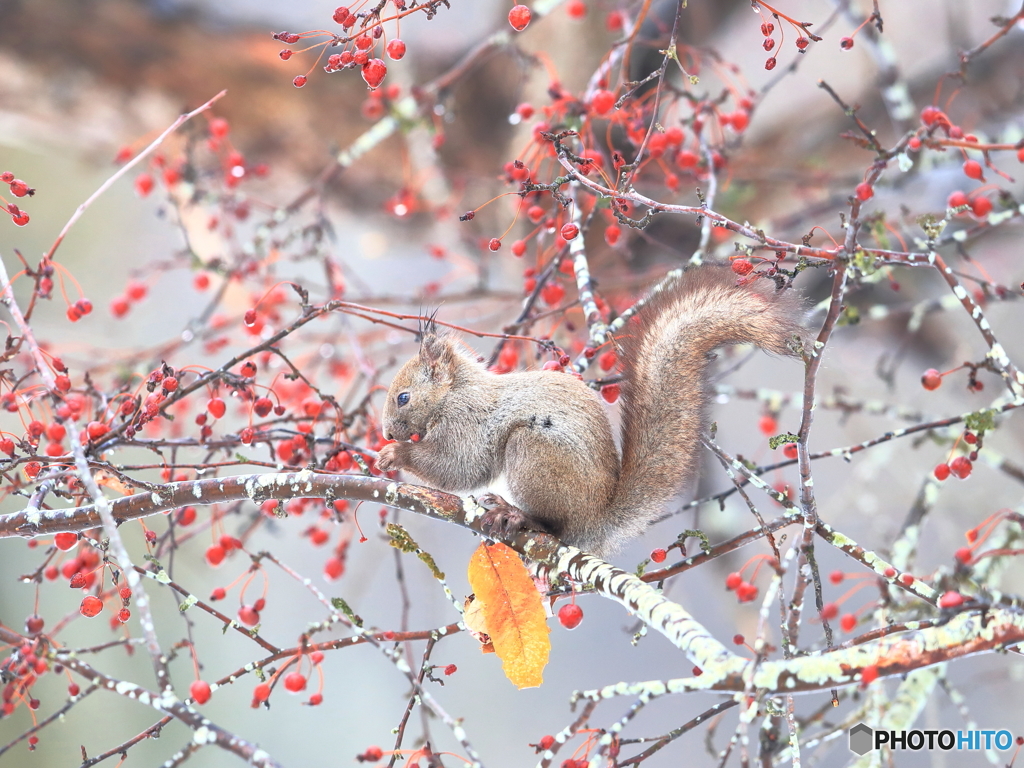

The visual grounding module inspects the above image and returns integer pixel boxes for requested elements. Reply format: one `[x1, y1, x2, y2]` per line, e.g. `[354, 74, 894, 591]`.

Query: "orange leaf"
[467, 542, 550, 688]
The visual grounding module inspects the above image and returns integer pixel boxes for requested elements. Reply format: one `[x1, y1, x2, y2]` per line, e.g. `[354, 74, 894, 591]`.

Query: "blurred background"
[1, 0, 1023, 766]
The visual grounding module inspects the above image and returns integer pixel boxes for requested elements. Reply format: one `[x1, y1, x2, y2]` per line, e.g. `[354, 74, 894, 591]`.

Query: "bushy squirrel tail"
[601, 266, 811, 551]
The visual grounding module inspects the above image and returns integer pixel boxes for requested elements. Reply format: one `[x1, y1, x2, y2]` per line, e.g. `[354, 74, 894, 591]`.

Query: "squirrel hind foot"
[476, 493, 559, 543]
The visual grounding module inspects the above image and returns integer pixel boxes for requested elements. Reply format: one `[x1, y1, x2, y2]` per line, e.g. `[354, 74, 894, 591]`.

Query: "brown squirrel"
[377, 266, 810, 555]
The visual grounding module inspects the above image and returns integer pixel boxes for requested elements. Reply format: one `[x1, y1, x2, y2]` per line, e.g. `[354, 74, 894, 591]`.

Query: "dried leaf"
[94, 471, 133, 496]
[462, 595, 494, 654]
[467, 542, 549, 688]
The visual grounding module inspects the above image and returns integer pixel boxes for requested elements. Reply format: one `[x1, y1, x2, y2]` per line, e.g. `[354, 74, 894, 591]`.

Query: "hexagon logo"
[849, 723, 874, 755]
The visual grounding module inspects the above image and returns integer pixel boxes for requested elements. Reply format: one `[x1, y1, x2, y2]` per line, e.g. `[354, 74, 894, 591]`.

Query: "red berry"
[110, 296, 130, 318]
[54, 374, 71, 392]
[161, 376, 178, 392]
[9, 179, 31, 197]
[134, 173, 154, 197]
[821, 602, 838, 620]
[253, 683, 271, 702]
[283, 672, 307, 692]
[238, 605, 260, 626]
[510, 239, 527, 257]
[731, 259, 753, 276]
[309, 527, 329, 546]
[566, 0, 585, 18]
[324, 557, 345, 580]
[970, 195, 992, 218]
[444, 664, 457, 675]
[921, 106, 941, 125]
[54, 532, 78, 551]
[600, 383, 619, 403]
[558, 603, 583, 629]
[758, 415, 777, 435]
[508, 4, 532, 31]
[210, 587, 226, 601]
[119, 586, 132, 601]
[736, 582, 758, 602]
[591, 90, 615, 115]
[80, 595, 103, 618]
[840, 614, 856, 633]
[293, 75, 307, 88]
[938, 590, 965, 609]
[764, 57, 777, 70]
[954, 547, 973, 564]
[126, 281, 147, 301]
[175, 506, 196, 526]
[541, 282, 565, 306]
[253, 397, 274, 417]
[725, 572, 743, 590]
[947, 190, 969, 210]
[207, 398, 226, 418]
[796, 36, 809, 50]
[25, 460, 42, 478]
[25, 614, 44, 633]
[332, 6, 350, 23]
[933, 463, 951, 481]
[386, 38, 406, 60]
[190, 679, 211, 704]
[604, 224, 621, 246]
[899, 573, 915, 586]
[829, 570, 844, 584]
[962, 160, 983, 180]
[361, 58, 387, 89]
[783, 443, 798, 460]
[487, 238, 502, 252]
[920, 368, 942, 390]
[855, 182, 874, 201]
[87, 421, 109, 440]
[840, 37, 854, 50]
[559, 223, 579, 241]
[949, 455, 972, 479]
[650, 548, 666, 563]
[117, 607, 131, 623]
[205, 544, 226, 567]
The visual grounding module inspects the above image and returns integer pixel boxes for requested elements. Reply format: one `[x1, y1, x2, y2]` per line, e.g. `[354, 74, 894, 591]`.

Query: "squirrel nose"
[384, 431, 393, 441]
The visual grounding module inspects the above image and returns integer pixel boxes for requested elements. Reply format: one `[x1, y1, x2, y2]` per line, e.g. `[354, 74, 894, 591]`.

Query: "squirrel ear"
[419, 334, 456, 382]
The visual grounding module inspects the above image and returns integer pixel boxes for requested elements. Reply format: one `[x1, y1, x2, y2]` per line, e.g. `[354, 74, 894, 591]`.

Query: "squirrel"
[376, 265, 810, 556]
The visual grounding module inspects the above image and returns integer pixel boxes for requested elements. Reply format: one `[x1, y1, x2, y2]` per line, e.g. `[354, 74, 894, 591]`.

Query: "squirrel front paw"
[375, 442, 404, 473]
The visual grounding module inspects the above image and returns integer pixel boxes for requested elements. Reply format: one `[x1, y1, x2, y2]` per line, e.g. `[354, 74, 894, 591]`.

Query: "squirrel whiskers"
[377, 266, 811, 556]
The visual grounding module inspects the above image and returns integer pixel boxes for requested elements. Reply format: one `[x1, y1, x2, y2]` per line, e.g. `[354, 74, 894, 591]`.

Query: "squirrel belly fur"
[378, 266, 811, 556]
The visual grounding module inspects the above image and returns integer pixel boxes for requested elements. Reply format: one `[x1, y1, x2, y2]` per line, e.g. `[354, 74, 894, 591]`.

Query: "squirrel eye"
[397, 392, 410, 407]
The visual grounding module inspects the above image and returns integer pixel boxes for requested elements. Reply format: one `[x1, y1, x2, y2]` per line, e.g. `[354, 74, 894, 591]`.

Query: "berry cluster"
[1, 171, 34, 226]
